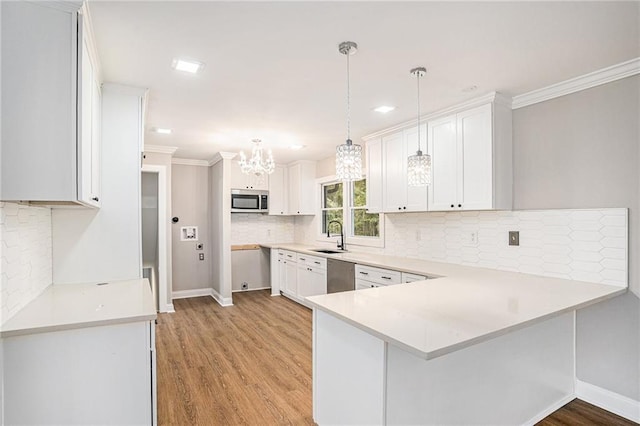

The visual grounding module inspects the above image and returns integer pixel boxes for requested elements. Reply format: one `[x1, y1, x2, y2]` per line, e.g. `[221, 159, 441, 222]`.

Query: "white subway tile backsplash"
[0, 202, 52, 323]
[294, 207, 628, 287]
[231, 214, 295, 245]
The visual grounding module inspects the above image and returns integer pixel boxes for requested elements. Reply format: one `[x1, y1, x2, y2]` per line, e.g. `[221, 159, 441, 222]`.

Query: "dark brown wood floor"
[157, 290, 636, 426]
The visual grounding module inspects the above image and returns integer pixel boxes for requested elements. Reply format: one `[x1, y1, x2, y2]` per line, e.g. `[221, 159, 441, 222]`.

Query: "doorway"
[141, 165, 171, 312]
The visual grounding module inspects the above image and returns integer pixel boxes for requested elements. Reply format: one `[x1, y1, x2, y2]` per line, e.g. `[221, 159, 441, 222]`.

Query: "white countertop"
[1, 279, 157, 338]
[265, 243, 626, 360]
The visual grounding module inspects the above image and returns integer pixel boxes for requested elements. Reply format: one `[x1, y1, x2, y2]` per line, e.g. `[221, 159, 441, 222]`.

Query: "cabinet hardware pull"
[458, 204, 462, 208]
[382, 276, 392, 280]
[92, 197, 99, 202]
[359, 271, 368, 275]
[403, 206, 406, 210]
[398, 207, 401, 210]
[451, 204, 454, 208]
[314, 261, 321, 264]
[300, 258, 306, 261]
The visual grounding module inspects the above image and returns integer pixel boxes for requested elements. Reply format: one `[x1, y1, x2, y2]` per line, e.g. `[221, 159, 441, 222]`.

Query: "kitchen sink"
[311, 249, 347, 254]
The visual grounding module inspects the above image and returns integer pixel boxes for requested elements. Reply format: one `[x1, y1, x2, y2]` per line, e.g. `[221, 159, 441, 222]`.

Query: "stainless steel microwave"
[231, 189, 268, 213]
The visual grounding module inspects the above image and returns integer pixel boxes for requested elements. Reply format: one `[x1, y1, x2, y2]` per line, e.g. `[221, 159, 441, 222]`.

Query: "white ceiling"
[89, 1, 639, 164]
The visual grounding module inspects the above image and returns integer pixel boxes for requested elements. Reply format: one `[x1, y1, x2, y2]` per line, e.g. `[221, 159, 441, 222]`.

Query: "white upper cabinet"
[365, 138, 383, 213]
[288, 161, 316, 215]
[365, 93, 512, 214]
[428, 101, 512, 211]
[229, 162, 268, 190]
[0, 1, 101, 207]
[268, 165, 288, 215]
[378, 125, 428, 213]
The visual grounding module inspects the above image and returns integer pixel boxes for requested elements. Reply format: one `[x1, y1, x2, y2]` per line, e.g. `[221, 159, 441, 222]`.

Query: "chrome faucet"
[327, 220, 345, 251]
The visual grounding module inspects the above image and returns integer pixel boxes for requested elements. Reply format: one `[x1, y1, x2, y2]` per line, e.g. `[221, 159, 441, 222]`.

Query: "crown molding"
[362, 91, 500, 141]
[208, 152, 237, 166]
[512, 58, 640, 109]
[144, 145, 178, 155]
[172, 158, 209, 167]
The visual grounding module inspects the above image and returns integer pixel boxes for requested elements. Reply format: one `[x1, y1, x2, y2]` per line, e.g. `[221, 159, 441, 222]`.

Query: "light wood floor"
[157, 290, 636, 426]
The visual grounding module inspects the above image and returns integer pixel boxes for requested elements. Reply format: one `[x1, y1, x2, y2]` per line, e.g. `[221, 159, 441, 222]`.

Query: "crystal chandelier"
[238, 139, 275, 176]
[407, 67, 431, 187]
[335, 41, 362, 182]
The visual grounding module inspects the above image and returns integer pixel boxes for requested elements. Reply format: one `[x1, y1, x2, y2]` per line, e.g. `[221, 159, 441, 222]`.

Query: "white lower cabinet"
[355, 264, 401, 289]
[277, 250, 327, 304]
[3, 321, 155, 425]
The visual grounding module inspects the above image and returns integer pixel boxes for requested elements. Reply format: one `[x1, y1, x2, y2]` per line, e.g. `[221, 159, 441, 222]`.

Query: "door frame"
[141, 164, 172, 313]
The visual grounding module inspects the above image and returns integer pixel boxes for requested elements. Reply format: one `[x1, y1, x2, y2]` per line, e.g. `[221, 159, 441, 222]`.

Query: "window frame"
[316, 174, 385, 249]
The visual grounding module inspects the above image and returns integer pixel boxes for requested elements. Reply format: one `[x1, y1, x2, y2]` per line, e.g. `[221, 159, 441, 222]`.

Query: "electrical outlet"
[198, 253, 205, 261]
[469, 231, 478, 245]
[196, 243, 203, 250]
[509, 231, 520, 246]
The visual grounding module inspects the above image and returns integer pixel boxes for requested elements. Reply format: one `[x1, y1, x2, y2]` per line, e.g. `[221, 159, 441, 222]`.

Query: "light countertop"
[1, 279, 157, 338]
[265, 243, 626, 360]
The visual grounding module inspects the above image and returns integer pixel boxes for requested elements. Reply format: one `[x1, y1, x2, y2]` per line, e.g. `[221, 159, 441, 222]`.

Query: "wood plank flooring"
[157, 290, 636, 425]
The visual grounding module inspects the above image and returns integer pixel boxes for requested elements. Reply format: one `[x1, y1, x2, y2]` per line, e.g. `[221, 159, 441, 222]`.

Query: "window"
[321, 182, 343, 234]
[320, 178, 383, 247]
[351, 180, 379, 237]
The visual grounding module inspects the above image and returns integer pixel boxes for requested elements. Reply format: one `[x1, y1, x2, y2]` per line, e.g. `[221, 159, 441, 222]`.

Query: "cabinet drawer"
[296, 253, 326, 269]
[355, 279, 383, 290]
[355, 265, 401, 286]
[282, 250, 297, 262]
[402, 272, 427, 283]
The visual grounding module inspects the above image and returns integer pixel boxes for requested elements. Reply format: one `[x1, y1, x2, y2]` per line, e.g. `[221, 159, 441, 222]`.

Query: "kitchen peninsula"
[304, 255, 626, 425]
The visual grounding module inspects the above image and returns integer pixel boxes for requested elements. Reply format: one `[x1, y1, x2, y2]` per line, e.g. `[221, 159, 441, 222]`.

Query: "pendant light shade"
[238, 139, 275, 176]
[335, 41, 363, 182]
[407, 67, 431, 187]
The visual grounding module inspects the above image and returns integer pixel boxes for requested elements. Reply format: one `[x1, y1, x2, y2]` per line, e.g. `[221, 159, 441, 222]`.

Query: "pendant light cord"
[416, 71, 421, 152]
[346, 48, 351, 142]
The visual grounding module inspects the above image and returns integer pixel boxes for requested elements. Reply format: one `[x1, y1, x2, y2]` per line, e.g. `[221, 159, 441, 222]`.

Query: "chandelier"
[238, 139, 275, 176]
[335, 41, 363, 182]
[407, 67, 431, 187]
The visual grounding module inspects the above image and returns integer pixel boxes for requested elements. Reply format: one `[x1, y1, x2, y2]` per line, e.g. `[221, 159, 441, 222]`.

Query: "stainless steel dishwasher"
[327, 259, 355, 293]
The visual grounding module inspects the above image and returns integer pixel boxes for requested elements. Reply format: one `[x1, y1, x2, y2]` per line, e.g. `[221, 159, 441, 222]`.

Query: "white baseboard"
[523, 394, 575, 426]
[232, 286, 271, 293]
[172, 288, 213, 300]
[212, 288, 233, 307]
[576, 379, 640, 423]
[159, 303, 175, 313]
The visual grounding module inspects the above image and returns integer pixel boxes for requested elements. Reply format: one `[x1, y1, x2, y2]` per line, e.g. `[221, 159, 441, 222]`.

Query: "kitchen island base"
[313, 309, 575, 425]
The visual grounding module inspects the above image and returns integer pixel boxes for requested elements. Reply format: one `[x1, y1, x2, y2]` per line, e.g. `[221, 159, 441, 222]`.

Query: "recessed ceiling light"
[152, 127, 172, 134]
[172, 58, 204, 74]
[289, 144, 305, 150]
[374, 105, 395, 114]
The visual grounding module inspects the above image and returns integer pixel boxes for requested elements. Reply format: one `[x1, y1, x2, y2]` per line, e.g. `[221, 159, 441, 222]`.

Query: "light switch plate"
[509, 231, 520, 246]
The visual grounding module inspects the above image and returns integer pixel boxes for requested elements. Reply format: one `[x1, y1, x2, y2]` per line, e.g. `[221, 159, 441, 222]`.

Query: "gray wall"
[512, 75, 639, 400]
[143, 152, 173, 308]
[141, 172, 158, 266]
[171, 164, 210, 292]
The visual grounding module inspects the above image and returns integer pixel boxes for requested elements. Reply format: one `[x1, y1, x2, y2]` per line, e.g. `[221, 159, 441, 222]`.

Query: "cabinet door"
[306, 267, 327, 297]
[268, 165, 287, 215]
[230, 162, 249, 189]
[382, 132, 407, 213]
[90, 77, 102, 204]
[78, 40, 94, 205]
[250, 174, 269, 191]
[284, 260, 297, 296]
[365, 138, 383, 213]
[403, 126, 428, 212]
[288, 163, 301, 214]
[458, 104, 493, 210]
[428, 115, 458, 211]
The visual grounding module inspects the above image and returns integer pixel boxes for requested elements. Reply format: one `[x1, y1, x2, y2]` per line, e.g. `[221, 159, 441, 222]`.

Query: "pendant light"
[407, 67, 431, 187]
[335, 41, 362, 182]
[238, 139, 275, 176]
